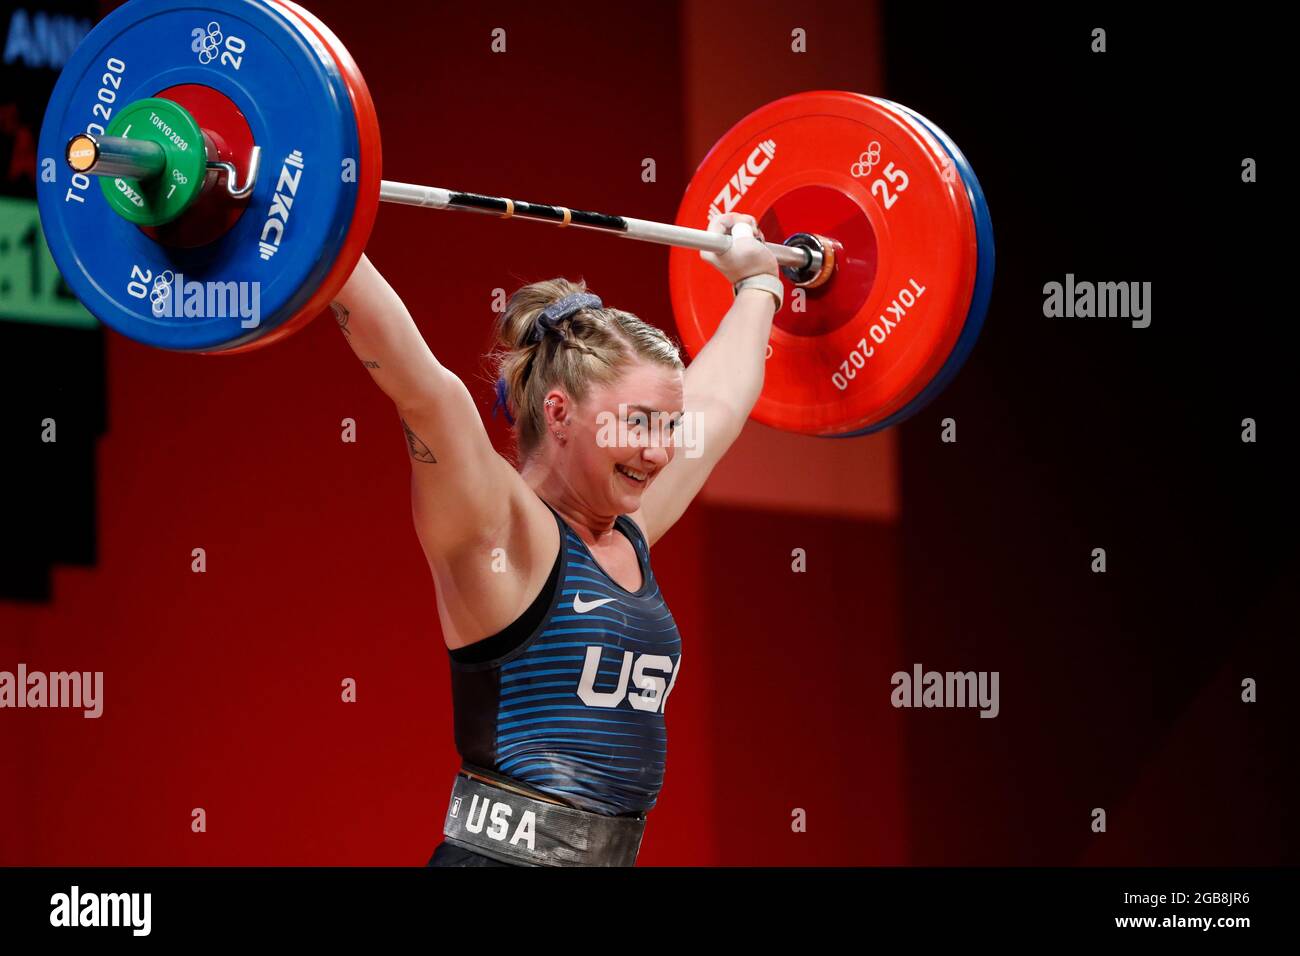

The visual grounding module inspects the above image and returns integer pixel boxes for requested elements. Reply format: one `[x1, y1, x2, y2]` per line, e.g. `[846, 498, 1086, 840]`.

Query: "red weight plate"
[215, 0, 382, 355]
[142, 84, 256, 249]
[669, 91, 978, 436]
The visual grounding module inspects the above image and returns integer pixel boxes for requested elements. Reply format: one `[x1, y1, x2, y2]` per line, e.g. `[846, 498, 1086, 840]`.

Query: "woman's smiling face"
[551, 358, 685, 514]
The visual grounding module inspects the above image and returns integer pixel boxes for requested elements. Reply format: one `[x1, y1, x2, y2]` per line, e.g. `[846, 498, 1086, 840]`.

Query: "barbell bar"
[64, 130, 826, 279]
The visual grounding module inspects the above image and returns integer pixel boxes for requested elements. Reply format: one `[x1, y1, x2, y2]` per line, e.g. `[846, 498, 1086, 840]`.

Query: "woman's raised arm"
[332, 253, 518, 554]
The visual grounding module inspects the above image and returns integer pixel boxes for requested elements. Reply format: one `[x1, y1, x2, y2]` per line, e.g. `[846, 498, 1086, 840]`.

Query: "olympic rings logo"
[850, 142, 882, 178]
[150, 270, 174, 315]
[192, 21, 224, 65]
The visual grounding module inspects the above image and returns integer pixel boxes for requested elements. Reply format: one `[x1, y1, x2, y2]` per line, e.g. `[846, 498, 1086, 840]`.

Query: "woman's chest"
[582, 536, 644, 593]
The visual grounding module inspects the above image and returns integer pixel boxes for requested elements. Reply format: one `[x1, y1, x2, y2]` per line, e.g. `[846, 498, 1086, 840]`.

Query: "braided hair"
[490, 278, 683, 457]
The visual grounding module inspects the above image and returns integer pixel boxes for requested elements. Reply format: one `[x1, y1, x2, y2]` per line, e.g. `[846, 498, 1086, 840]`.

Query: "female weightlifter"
[331, 213, 782, 867]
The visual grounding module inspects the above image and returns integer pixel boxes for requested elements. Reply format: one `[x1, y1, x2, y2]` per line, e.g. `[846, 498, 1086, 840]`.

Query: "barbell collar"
[780, 232, 838, 288]
[208, 146, 262, 200]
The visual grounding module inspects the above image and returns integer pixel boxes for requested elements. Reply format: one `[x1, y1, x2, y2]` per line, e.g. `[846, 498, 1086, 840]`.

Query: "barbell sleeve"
[66, 133, 165, 180]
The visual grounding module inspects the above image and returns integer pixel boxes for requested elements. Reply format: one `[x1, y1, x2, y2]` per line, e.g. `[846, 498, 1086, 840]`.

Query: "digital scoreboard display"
[0, 195, 94, 327]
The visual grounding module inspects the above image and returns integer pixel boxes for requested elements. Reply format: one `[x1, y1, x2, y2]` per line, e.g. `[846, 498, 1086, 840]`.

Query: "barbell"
[36, 0, 993, 437]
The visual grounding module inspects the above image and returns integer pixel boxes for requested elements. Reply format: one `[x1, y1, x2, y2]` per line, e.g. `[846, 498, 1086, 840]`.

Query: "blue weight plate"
[832, 97, 994, 436]
[36, 0, 359, 351]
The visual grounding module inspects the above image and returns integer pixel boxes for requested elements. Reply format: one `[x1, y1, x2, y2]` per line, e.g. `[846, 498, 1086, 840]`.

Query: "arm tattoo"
[332, 302, 351, 337]
[400, 417, 438, 463]
[333, 303, 378, 366]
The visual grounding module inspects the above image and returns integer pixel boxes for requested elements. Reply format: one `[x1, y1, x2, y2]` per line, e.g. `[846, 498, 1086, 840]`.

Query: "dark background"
[0, 0, 1292, 865]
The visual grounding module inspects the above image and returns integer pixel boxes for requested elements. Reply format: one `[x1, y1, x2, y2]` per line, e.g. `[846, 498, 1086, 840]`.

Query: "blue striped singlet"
[446, 499, 683, 816]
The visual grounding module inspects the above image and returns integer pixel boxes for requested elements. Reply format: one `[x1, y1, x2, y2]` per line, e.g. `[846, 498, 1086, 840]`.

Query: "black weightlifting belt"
[441, 765, 646, 867]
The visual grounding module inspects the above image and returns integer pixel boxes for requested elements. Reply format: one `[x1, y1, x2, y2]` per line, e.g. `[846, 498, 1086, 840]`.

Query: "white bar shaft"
[378, 179, 814, 271]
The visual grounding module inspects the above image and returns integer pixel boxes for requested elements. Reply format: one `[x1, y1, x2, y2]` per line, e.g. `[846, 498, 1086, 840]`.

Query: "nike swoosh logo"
[573, 593, 617, 614]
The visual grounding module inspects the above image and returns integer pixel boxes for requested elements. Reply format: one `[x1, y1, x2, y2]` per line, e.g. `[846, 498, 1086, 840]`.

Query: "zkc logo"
[707, 139, 776, 219]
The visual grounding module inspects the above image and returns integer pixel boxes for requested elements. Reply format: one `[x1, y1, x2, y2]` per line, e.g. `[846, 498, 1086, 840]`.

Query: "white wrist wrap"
[733, 273, 783, 312]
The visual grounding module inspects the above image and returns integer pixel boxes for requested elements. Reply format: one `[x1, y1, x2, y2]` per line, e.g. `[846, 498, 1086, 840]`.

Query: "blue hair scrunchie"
[491, 376, 515, 426]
